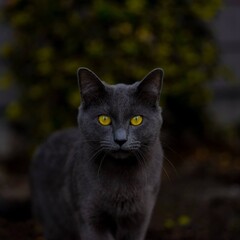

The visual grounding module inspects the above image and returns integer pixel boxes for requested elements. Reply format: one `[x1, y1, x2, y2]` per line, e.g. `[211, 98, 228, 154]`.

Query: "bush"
[1, 0, 221, 145]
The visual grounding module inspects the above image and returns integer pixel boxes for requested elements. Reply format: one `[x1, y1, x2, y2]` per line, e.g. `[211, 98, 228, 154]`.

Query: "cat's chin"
[108, 150, 132, 159]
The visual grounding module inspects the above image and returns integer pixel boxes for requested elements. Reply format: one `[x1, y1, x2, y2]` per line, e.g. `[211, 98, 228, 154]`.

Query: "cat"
[30, 67, 164, 240]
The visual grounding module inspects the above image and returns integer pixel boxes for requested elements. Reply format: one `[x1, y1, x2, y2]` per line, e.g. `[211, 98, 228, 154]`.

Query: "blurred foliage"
[1, 0, 221, 145]
[164, 215, 191, 229]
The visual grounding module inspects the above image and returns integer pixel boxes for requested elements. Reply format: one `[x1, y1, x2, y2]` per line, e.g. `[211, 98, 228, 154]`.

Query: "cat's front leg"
[116, 218, 150, 240]
[116, 205, 154, 240]
[79, 224, 115, 240]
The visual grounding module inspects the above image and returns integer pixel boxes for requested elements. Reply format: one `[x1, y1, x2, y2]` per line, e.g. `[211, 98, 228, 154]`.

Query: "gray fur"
[30, 68, 164, 240]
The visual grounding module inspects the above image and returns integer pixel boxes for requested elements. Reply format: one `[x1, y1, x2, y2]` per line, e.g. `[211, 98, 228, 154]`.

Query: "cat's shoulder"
[33, 128, 80, 157]
[46, 128, 80, 144]
[31, 128, 80, 170]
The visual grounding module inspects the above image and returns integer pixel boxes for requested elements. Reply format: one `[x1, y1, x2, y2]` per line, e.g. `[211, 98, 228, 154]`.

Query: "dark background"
[0, 0, 240, 239]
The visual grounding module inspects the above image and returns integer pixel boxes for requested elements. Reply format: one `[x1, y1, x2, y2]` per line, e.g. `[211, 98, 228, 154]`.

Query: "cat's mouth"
[101, 142, 141, 159]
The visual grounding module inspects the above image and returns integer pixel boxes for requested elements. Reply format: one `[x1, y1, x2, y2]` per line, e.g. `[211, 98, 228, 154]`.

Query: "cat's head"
[77, 68, 163, 159]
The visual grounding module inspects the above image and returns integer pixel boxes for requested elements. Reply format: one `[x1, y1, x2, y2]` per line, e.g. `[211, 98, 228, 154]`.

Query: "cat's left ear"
[137, 68, 164, 106]
[77, 67, 106, 106]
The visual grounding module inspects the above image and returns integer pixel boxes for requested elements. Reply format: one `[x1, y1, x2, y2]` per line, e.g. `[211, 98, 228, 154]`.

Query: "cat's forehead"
[107, 82, 138, 103]
[108, 81, 138, 89]
[103, 82, 142, 115]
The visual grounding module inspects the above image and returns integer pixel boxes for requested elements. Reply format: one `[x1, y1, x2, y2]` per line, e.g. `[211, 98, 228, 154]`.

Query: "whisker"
[129, 144, 140, 150]
[161, 141, 184, 161]
[97, 154, 106, 178]
[162, 166, 171, 182]
[134, 150, 148, 184]
[88, 147, 104, 163]
[163, 155, 178, 176]
[140, 142, 177, 177]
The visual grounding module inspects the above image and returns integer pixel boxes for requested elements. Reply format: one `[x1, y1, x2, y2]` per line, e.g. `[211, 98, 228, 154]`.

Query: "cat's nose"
[114, 128, 127, 146]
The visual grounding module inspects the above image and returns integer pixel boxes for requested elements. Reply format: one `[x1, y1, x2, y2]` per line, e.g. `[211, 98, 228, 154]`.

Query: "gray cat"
[30, 68, 164, 240]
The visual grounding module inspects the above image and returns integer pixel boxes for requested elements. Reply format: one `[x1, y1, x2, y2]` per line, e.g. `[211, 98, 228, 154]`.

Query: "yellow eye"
[130, 115, 143, 126]
[98, 115, 111, 126]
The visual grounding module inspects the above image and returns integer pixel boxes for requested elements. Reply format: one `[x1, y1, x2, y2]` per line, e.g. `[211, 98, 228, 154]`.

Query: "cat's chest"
[98, 183, 149, 216]
[112, 191, 143, 216]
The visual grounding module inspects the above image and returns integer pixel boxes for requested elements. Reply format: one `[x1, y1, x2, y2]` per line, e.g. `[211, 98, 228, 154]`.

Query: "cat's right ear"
[77, 68, 105, 106]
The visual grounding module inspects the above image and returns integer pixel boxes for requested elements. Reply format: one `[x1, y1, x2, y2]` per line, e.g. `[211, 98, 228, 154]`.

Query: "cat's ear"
[77, 68, 105, 106]
[137, 68, 164, 106]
